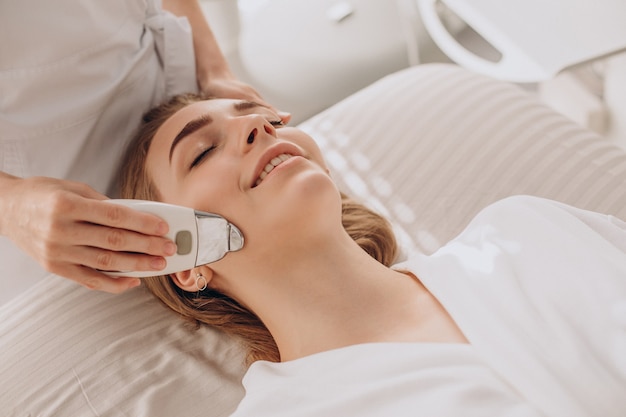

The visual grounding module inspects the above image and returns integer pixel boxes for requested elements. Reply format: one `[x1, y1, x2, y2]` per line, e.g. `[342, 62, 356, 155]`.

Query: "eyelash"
[190, 145, 216, 169]
[270, 120, 284, 127]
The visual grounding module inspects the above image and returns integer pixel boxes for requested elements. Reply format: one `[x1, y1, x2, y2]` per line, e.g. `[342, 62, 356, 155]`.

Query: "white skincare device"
[104, 199, 244, 277]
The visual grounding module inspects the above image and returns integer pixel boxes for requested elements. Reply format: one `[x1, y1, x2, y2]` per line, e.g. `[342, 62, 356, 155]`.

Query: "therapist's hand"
[200, 72, 292, 124]
[163, 0, 291, 123]
[0, 176, 176, 293]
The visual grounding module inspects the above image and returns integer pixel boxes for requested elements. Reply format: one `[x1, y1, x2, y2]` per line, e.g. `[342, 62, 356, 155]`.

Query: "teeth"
[254, 153, 293, 187]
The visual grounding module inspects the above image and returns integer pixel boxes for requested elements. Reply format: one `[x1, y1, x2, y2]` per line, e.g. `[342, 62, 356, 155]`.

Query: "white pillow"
[301, 63, 626, 256]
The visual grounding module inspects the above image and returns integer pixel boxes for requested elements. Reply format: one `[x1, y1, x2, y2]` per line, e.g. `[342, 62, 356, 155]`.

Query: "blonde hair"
[118, 93, 398, 364]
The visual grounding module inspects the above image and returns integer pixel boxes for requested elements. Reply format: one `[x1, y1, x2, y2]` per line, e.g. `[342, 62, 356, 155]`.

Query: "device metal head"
[194, 212, 244, 266]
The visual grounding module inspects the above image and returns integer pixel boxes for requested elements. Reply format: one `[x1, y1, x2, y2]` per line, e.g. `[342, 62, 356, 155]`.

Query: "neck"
[229, 231, 434, 361]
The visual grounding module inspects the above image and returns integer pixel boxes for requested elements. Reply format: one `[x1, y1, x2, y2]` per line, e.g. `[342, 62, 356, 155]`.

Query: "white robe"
[230, 196, 626, 417]
[0, 0, 197, 304]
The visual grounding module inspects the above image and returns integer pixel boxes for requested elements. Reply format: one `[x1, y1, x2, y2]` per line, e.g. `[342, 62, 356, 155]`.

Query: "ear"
[171, 267, 214, 292]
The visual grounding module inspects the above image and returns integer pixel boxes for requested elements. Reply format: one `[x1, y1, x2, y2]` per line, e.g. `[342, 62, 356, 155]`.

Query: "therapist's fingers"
[34, 181, 170, 239]
[62, 210, 177, 257]
[70, 198, 171, 238]
[11, 177, 170, 242]
[37, 204, 177, 278]
[277, 111, 292, 124]
[56, 239, 170, 274]
[38, 242, 163, 293]
[34, 196, 176, 264]
[79, 224, 177, 258]
[201, 77, 291, 123]
[61, 264, 142, 294]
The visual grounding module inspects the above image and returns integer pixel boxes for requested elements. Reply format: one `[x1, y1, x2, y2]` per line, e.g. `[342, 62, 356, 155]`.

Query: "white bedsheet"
[230, 196, 626, 417]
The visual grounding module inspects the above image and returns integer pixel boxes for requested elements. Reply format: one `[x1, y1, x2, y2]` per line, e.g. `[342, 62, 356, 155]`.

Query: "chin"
[253, 171, 341, 243]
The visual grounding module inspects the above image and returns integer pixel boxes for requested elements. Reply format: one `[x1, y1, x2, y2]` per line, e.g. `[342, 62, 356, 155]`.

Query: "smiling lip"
[250, 144, 304, 188]
[254, 153, 295, 187]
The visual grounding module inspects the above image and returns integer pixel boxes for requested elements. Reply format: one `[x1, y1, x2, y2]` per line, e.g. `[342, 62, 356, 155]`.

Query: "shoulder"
[470, 195, 626, 255]
[470, 195, 572, 224]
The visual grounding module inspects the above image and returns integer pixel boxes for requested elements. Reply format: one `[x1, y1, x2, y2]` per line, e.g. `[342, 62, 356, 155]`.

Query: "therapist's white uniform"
[0, 0, 197, 305]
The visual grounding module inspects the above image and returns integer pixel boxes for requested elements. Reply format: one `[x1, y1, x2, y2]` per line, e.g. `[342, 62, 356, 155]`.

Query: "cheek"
[156, 164, 240, 215]
[249, 167, 340, 241]
[186, 173, 240, 214]
[149, 170, 176, 203]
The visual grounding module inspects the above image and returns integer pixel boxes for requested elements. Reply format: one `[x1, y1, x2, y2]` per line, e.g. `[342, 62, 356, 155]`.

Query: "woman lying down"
[117, 94, 626, 417]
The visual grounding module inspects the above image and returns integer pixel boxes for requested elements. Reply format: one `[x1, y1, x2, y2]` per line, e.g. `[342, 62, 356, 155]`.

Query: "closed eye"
[190, 145, 216, 169]
[270, 120, 285, 127]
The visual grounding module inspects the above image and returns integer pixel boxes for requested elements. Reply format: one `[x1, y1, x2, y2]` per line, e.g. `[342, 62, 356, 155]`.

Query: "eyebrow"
[169, 113, 213, 162]
[233, 100, 267, 112]
[168, 101, 268, 163]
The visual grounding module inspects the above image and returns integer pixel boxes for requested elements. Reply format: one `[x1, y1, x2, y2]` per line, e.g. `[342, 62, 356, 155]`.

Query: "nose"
[239, 114, 277, 151]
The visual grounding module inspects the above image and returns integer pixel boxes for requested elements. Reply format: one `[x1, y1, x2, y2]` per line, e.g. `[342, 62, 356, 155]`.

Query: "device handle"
[102, 199, 199, 278]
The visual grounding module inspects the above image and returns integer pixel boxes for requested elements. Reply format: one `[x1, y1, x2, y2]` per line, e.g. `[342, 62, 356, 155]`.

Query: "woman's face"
[146, 98, 339, 266]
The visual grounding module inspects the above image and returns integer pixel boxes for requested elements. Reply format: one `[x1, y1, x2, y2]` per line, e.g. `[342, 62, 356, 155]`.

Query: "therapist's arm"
[162, 0, 232, 92]
[0, 171, 176, 293]
[162, 0, 290, 122]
